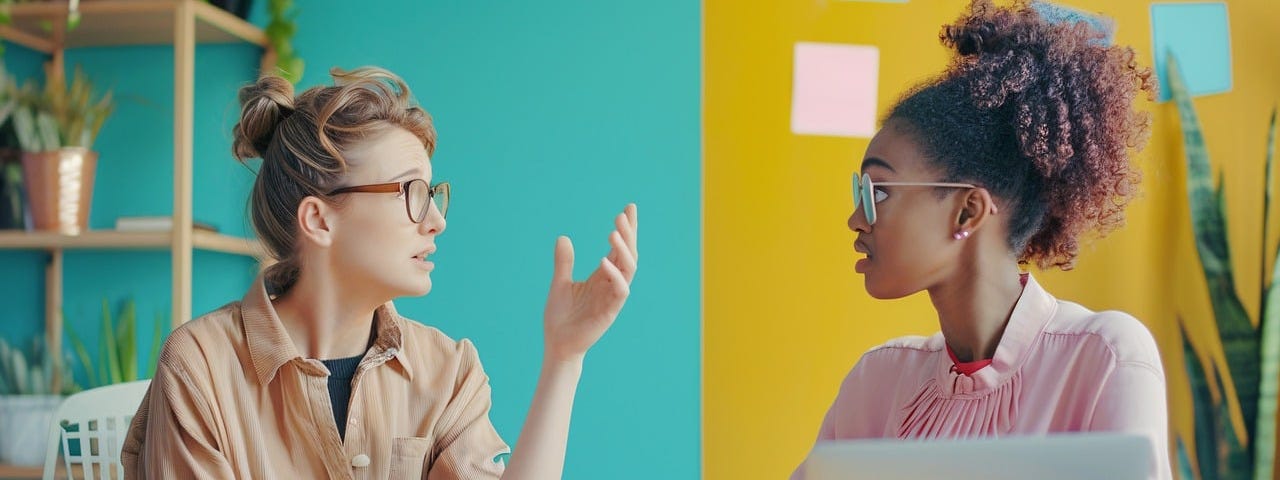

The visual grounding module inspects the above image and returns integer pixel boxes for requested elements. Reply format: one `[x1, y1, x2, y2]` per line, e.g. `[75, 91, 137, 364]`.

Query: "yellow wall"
[703, 1, 1280, 478]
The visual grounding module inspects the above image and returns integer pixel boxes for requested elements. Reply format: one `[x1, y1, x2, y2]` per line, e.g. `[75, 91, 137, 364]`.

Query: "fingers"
[598, 257, 630, 299]
[563, 204, 638, 288]
[616, 206, 638, 262]
[552, 235, 574, 284]
[608, 230, 637, 282]
[625, 203, 637, 238]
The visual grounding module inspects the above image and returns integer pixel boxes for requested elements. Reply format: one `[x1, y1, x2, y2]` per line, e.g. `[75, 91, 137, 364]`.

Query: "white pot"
[0, 395, 63, 467]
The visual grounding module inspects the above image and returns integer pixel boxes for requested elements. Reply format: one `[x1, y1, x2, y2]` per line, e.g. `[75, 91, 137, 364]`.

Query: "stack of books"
[114, 216, 218, 233]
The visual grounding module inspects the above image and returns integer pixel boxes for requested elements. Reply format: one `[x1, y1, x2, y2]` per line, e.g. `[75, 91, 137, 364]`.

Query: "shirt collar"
[242, 275, 415, 385]
[938, 273, 1059, 393]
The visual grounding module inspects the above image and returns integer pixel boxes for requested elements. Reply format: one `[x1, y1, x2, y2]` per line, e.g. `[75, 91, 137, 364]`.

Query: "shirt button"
[351, 454, 371, 468]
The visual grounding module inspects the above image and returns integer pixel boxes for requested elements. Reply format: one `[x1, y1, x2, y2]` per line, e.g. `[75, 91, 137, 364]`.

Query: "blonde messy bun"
[232, 75, 295, 161]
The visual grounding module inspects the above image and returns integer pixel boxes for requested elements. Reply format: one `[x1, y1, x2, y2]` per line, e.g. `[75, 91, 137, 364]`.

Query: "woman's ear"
[954, 188, 997, 235]
[296, 196, 335, 248]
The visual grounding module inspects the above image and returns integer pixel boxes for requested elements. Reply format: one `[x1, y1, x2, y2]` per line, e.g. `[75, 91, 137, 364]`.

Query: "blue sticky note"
[1032, 1, 1115, 46]
[1150, 2, 1233, 102]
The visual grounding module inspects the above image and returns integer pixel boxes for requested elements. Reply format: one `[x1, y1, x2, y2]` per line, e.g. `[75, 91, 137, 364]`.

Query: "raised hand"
[542, 204, 639, 362]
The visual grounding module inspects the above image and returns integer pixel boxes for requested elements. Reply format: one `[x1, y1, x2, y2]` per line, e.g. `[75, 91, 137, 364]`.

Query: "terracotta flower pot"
[20, 148, 98, 235]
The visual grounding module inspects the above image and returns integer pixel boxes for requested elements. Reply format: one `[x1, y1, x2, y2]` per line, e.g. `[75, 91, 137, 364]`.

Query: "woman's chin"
[404, 277, 433, 297]
[382, 272, 433, 298]
[863, 277, 911, 300]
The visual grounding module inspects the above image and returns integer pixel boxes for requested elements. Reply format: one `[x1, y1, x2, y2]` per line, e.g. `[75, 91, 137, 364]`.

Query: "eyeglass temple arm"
[328, 183, 404, 195]
[872, 182, 977, 188]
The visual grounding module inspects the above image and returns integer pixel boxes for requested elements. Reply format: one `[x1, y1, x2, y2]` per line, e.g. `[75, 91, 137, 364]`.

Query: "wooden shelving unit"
[0, 2, 269, 476]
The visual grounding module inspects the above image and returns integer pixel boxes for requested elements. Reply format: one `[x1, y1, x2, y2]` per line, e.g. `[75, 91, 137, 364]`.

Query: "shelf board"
[0, 462, 39, 479]
[0, 461, 82, 479]
[0, 0, 268, 54]
[0, 229, 262, 257]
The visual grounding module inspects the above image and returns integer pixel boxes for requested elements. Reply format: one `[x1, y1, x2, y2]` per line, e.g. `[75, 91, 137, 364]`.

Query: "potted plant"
[264, 0, 303, 83]
[13, 64, 113, 235]
[0, 336, 79, 467]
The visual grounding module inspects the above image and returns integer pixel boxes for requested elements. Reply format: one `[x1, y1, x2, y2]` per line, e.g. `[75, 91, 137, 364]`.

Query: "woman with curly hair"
[792, 1, 1168, 478]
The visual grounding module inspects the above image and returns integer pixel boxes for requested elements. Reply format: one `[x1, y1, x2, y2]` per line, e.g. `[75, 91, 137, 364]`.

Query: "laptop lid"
[805, 432, 1153, 480]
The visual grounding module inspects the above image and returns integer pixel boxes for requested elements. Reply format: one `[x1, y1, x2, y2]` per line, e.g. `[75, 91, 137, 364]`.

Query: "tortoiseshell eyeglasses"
[328, 179, 450, 223]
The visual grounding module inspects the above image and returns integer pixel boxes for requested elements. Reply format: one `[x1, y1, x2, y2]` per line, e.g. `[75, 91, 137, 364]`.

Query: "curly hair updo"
[885, 0, 1156, 269]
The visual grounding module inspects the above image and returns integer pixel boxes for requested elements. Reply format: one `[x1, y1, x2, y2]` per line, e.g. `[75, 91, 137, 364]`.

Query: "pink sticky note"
[791, 42, 879, 138]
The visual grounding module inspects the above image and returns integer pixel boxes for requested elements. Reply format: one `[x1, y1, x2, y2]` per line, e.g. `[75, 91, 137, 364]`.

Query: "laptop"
[805, 432, 1153, 480]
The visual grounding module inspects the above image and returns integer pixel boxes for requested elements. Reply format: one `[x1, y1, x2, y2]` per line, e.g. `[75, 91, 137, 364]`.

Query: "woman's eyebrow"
[388, 167, 422, 181]
[860, 157, 896, 174]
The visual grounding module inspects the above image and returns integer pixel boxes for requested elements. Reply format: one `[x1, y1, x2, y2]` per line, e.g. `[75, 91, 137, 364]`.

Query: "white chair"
[41, 380, 150, 480]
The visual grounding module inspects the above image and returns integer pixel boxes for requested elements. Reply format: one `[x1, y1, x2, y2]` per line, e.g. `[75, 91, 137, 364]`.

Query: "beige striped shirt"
[122, 276, 510, 479]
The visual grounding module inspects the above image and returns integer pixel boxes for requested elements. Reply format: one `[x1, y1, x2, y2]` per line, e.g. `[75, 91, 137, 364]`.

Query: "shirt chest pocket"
[389, 437, 433, 479]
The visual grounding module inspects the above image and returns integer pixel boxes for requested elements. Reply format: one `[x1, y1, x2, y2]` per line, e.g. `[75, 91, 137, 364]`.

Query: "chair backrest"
[42, 380, 150, 480]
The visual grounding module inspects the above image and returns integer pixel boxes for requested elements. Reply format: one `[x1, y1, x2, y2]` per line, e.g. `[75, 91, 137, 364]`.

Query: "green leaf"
[65, 310, 100, 387]
[267, 0, 290, 17]
[1265, 106, 1277, 303]
[0, 98, 17, 128]
[1257, 106, 1279, 480]
[118, 299, 137, 382]
[278, 58, 304, 85]
[102, 299, 121, 385]
[36, 111, 61, 151]
[94, 336, 107, 387]
[30, 363, 45, 395]
[264, 21, 291, 41]
[1169, 52, 1233, 278]
[1216, 171, 1228, 238]
[148, 312, 165, 379]
[59, 352, 81, 395]
[1169, 51, 1259, 474]
[1255, 245, 1280, 479]
[3, 163, 20, 223]
[1184, 322, 1220, 480]
[0, 341, 14, 394]
[13, 106, 38, 152]
[13, 344, 27, 394]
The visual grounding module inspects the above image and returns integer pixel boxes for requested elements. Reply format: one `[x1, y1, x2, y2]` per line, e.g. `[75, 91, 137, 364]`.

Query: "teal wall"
[0, 1, 701, 477]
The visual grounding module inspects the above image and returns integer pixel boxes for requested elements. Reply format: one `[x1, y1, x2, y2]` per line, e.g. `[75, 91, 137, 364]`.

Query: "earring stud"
[953, 230, 971, 240]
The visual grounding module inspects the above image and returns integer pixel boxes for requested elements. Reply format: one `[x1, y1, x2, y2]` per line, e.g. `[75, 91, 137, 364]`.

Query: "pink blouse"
[792, 275, 1172, 480]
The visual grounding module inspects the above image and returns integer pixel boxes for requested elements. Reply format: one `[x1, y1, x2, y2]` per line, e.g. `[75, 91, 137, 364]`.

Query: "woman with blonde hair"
[123, 66, 638, 479]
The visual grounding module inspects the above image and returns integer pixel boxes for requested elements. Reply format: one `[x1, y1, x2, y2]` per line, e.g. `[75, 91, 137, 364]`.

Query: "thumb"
[552, 235, 574, 284]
